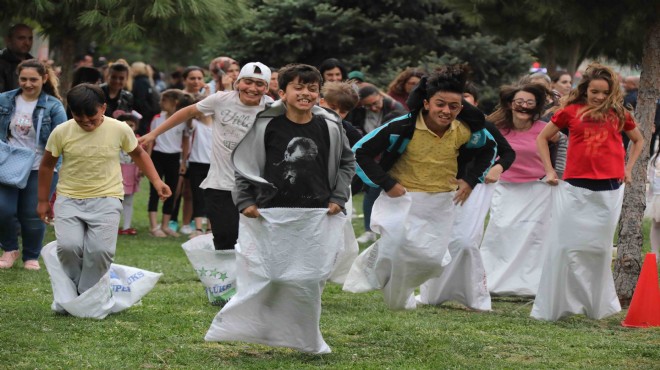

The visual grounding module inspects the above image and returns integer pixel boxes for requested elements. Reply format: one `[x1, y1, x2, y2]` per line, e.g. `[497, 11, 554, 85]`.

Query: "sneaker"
[0, 250, 20, 269]
[24, 259, 41, 270]
[356, 231, 377, 244]
[168, 220, 179, 232]
[180, 225, 194, 235]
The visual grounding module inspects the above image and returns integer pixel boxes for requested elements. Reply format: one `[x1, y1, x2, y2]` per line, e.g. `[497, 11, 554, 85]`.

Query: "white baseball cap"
[236, 62, 271, 85]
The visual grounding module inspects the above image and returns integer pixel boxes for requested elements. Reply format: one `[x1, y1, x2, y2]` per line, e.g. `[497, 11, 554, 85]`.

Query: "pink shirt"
[499, 120, 546, 183]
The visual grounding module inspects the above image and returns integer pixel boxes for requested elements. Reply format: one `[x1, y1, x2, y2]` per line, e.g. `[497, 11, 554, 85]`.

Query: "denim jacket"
[0, 88, 67, 148]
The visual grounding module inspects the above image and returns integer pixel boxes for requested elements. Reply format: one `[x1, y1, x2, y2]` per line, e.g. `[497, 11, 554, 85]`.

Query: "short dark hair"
[109, 63, 129, 74]
[7, 23, 31, 38]
[72, 66, 102, 86]
[277, 64, 322, 91]
[358, 85, 379, 100]
[182, 66, 204, 79]
[426, 65, 469, 98]
[464, 82, 479, 102]
[318, 58, 347, 81]
[67, 83, 106, 116]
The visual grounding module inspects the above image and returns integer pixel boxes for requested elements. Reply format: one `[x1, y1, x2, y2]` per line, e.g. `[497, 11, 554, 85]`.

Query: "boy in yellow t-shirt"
[37, 84, 171, 294]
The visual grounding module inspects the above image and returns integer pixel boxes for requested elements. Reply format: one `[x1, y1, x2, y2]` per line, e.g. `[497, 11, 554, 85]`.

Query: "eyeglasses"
[362, 95, 383, 109]
[512, 99, 537, 108]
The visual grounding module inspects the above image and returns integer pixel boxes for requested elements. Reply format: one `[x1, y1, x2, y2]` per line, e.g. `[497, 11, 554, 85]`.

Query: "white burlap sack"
[480, 181, 552, 296]
[418, 183, 495, 311]
[42, 241, 162, 319]
[531, 181, 623, 321]
[182, 234, 237, 306]
[343, 192, 455, 310]
[109, 263, 162, 312]
[205, 208, 345, 354]
[329, 193, 359, 284]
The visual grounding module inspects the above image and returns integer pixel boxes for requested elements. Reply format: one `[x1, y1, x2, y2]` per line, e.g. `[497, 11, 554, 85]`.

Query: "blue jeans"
[0, 170, 58, 261]
[363, 186, 382, 232]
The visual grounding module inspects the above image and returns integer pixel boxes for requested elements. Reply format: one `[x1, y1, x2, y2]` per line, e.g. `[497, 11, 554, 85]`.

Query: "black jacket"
[353, 102, 497, 191]
[101, 84, 134, 118]
[0, 49, 33, 93]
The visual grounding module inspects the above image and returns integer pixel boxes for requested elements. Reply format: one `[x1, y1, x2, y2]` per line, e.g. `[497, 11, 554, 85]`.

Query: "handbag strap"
[35, 108, 43, 150]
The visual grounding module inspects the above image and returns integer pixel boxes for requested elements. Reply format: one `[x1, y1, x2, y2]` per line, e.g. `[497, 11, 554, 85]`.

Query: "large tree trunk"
[614, 12, 660, 307]
[56, 36, 77, 100]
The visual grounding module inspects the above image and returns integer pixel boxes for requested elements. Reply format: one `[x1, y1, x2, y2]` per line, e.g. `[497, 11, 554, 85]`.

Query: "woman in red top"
[531, 63, 644, 321]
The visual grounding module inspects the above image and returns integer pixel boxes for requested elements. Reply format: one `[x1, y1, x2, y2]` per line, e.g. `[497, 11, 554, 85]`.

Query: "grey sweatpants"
[54, 196, 122, 294]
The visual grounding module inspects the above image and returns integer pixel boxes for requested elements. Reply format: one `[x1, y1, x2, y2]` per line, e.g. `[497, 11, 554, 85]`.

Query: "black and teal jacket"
[352, 103, 497, 192]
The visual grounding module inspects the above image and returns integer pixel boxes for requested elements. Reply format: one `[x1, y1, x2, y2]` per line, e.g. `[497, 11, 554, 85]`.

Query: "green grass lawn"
[1, 184, 659, 369]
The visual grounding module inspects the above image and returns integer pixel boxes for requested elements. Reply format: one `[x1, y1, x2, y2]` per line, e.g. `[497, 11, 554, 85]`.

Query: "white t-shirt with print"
[196, 90, 272, 190]
[8, 95, 42, 170]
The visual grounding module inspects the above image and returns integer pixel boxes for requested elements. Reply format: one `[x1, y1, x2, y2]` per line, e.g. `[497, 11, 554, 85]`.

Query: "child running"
[532, 62, 644, 321]
[37, 83, 170, 295]
[114, 109, 143, 235]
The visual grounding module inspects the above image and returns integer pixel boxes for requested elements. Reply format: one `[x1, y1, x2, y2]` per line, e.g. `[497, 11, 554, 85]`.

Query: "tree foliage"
[442, 0, 655, 74]
[1, 0, 244, 89]
[208, 0, 536, 111]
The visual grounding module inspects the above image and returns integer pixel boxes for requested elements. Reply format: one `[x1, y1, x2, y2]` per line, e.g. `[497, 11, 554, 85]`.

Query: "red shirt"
[551, 104, 635, 180]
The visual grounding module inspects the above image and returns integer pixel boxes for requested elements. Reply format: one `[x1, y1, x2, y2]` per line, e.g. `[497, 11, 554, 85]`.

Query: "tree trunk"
[614, 12, 660, 307]
[565, 39, 582, 77]
[544, 41, 557, 74]
[56, 36, 77, 100]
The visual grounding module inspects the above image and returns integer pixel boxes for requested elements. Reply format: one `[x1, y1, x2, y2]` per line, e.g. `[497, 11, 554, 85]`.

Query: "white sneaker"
[180, 225, 194, 235]
[356, 231, 377, 243]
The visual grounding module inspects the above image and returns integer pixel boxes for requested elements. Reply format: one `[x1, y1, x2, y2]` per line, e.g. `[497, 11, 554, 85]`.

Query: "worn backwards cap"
[236, 62, 271, 85]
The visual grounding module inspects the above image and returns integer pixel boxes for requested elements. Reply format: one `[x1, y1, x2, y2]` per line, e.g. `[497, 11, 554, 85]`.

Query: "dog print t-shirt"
[263, 115, 331, 208]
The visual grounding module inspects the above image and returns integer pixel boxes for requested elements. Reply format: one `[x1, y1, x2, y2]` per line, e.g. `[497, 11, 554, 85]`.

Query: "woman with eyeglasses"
[479, 83, 559, 297]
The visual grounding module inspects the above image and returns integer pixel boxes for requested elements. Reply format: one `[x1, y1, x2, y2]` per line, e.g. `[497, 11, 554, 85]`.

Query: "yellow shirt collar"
[416, 114, 459, 137]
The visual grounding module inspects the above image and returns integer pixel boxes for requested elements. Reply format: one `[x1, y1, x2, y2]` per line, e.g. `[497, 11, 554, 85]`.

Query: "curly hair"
[387, 68, 425, 96]
[563, 62, 630, 131]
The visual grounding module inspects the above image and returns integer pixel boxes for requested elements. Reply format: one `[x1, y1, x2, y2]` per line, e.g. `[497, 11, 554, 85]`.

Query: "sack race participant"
[531, 182, 624, 320]
[42, 242, 162, 319]
[36, 84, 171, 315]
[328, 193, 359, 284]
[532, 63, 644, 321]
[480, 181, 552, 296]
[480, 83, 559, 297]
[182, 234, 236, 306]
[205, 209, 345, 354]
[344, 191, 455, 309]
[418, 183, 495, 310]
[418, 119, 516, 310]
[344, 66, 496, 310]
[205, 64, 355, 353]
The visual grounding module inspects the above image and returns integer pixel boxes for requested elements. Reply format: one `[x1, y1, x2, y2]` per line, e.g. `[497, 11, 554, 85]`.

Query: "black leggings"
[148, 150, 181, 214]
[188, 162, 210, 218]
[204, 188, 239, 250]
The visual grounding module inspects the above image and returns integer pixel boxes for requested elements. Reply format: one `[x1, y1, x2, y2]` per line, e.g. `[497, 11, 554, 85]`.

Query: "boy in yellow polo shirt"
[37, 84, 171, 294]
[345, 66, 497, 310]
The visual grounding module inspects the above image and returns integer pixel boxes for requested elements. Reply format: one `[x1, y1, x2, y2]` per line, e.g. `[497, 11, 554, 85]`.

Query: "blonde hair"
[564, 62, 630, 131]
